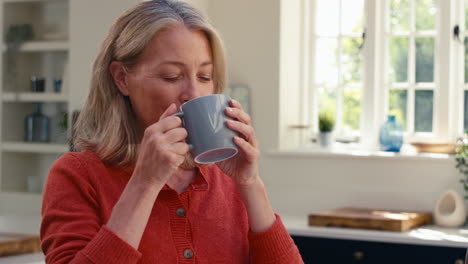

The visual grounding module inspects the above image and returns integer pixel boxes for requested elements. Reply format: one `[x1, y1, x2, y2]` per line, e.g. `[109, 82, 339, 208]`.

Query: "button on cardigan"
[41, 152, 303, 263]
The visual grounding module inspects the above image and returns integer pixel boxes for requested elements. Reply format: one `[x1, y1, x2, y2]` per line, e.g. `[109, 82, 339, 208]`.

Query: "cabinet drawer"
[292, 235, 466, 264]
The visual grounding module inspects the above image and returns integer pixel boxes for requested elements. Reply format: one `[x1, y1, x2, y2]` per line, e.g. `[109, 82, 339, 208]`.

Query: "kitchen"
[0, 0, 466, 263]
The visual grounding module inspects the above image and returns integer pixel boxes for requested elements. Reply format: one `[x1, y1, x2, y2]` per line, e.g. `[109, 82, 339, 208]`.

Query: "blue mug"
[174, 94, 238, 164]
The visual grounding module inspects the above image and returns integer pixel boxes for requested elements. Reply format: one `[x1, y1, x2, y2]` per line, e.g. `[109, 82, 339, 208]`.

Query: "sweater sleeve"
[40, 153, 141, 264]
[248, 214, 304, 264]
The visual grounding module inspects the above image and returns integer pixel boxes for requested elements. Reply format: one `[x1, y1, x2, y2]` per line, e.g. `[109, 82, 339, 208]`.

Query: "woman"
[40, 0, 303, 263]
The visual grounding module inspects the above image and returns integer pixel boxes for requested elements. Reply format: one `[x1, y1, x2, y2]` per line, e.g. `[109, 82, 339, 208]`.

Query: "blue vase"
[379, 115, 403, 152]
[24, 103, 50, 143]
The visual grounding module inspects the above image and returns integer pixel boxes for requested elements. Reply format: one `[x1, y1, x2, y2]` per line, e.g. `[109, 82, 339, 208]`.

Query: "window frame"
[288, 0, 463, 150]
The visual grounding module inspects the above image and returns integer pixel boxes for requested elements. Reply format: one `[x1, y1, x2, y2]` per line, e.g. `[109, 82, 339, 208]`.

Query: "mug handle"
[173, 111, 184, 117]
[172, 111, 193, 150]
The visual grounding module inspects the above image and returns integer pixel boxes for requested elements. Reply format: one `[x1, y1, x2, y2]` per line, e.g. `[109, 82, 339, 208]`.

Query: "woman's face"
[118, 25, 215, 130]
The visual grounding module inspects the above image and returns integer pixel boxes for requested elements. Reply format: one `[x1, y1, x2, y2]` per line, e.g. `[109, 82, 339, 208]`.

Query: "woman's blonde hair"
[72, 0, 226, 167]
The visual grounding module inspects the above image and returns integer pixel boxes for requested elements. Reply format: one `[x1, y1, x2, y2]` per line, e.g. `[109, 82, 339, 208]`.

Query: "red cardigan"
[41, 152, 303, 263]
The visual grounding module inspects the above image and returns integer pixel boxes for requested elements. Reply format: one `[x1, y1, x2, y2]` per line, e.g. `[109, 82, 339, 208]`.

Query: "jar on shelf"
[379, 115, 403, 152]
[24, 103, 50, 142]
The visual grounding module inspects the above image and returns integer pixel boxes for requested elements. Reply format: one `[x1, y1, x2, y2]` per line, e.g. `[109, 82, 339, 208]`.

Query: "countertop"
[283, 216, 468, 248]
[0, 215, 467, 263]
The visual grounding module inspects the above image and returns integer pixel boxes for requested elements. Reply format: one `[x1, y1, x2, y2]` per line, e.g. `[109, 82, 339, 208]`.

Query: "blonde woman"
[40, 0, 303, 263]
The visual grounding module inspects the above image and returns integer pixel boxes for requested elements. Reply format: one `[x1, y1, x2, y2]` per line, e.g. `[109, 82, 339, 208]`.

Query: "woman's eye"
[162, 76, 180, 82]
[198, 75, 212, 82]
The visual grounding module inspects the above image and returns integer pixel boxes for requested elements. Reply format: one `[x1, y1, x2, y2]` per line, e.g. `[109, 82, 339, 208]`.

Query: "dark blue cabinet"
[292, 235, 466, 264]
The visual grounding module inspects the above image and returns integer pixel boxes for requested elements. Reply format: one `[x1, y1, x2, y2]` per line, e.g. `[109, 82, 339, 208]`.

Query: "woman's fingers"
[170, 142, 190, 155]
[233, 136, 260, 160]
[159, 103, 178, 121]
[163, 127, 188, 143]
[226, 119, 258, 148]
[226, 106, 251, 125]
[146, 115, 182, 135]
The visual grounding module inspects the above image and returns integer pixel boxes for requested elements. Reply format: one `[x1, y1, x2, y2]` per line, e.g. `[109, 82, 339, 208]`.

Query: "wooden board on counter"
[0, 233, 40, 257]
[309, 207, 432, 232]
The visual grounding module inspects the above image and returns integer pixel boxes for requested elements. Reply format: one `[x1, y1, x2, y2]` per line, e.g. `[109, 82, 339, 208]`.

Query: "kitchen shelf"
[2, 142, 68, 153]
[3, 0, 65, 4]
[2, 92, 68, 102]
[2, 41, 68, 53]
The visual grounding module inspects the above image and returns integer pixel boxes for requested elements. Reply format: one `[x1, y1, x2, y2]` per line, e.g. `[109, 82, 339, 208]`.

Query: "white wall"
[69, 0, 209, 112]
[69, 0, 141, 112]
[208, 0, 464, 218]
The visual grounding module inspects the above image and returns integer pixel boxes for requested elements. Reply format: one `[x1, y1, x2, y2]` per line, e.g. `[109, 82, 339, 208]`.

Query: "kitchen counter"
[1, 215, 467, 263]
[283, 216, 468, 248]
[0, 215, 43, 264]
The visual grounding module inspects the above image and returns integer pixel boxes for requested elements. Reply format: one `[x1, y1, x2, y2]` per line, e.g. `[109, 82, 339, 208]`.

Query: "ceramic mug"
[174, 94, 238, 164]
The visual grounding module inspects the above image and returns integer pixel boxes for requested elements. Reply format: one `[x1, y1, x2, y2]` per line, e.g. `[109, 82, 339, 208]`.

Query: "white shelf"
[2, 41, 68, 52]
[2, 92, 68, 102]
[3, 0, 65, 2]
[2, 142, 68, 153]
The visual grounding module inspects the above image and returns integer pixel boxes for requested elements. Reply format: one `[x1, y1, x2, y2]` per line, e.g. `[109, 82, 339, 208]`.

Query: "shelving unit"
[0, 0, 70, 195]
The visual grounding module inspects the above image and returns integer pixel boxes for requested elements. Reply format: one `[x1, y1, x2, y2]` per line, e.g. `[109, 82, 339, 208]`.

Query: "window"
[386, 0, 437, 135]
[463, 0, 468, 132]
[313, 0, 365, 139]
[281, 0, 466, 149]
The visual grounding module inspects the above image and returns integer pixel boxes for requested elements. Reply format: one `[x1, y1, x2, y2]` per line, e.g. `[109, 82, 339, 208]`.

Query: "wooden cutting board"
[309, 207, 432, 232]
[0, 233, 40, 257]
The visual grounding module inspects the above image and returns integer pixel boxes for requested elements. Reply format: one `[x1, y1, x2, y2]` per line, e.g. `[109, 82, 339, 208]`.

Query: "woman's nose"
[180, 79, 202, 102]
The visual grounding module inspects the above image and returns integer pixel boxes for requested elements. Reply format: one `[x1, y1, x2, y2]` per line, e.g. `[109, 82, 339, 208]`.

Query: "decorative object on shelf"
[26, 175, 42, 193]
[225, 84, 251, 114]
[5, 24, 33, 48]
[30, 76, 45, 92]
[54, 79, 62, 93]
[318, 111, 335, 148]
[433, 190, 466, 228]
[5, 24, 34, 91]
[24, 103, 50, 143]
[379, 115, 403, 152]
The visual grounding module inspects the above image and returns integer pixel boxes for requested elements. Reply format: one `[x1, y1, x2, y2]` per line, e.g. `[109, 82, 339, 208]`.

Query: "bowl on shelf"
[409, 142, 455, 154]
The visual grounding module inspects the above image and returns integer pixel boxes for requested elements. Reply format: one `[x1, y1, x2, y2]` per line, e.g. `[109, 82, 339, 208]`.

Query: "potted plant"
[455, 134, 468, 199]
[454, 133, 468, 224]
[318, 111, 335, 148]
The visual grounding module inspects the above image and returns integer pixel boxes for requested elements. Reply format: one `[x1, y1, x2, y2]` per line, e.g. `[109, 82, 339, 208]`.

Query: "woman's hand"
[217, 99, 261, 189]
[133, 103, 190, 188]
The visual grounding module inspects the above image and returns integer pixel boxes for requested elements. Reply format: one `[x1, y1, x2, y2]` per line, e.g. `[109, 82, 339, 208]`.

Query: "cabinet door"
[292, 235, 467, 264]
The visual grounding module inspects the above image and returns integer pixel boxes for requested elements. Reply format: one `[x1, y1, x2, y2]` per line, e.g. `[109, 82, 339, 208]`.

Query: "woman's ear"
[109, 61, 130, 96]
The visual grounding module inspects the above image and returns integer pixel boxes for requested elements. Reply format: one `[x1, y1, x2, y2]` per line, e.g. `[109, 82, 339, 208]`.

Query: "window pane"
[315, 38, 338, 85]
[465, 91, 468, 133]
[466, 0, 468, 31]
[318, 87, 337, 119]
[390, 38, 409, 83]
[390, 0, 410, 32]
[316, 0, 339, 36]
[465, 37, 468, 84]
[415, 0, 436, 31]
[415, 90, 433, 132]
[415, 38, 434, 83]
[389, 89, 407, 129]
[343, 87, 361, 131]
[341, 0, 364, 35]
[341, 37, 363, 84]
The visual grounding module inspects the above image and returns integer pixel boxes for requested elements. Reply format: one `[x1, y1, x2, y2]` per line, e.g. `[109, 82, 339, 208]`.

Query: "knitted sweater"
[41, 152, 303, 263]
